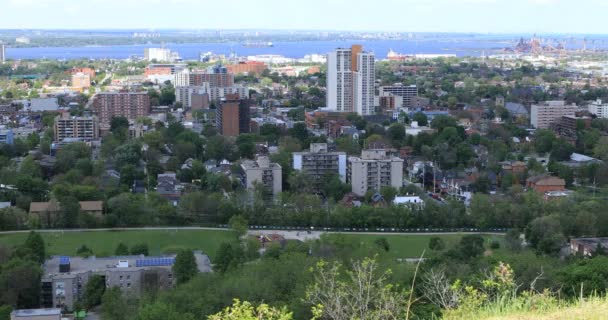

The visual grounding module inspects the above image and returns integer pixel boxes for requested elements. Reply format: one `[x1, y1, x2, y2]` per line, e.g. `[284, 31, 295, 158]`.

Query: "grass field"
[0, 230, 504, 260]
[327, 233, 504, 259]
[0, 229, 237, 260]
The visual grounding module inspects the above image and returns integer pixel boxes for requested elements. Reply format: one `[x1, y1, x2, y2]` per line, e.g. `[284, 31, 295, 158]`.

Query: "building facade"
[174, 69, 234, 88]
[347, 149, 404, 196]
[93, 92, 150, 125]
[216, 94, 250, 136]
[379, 84, 418, 107]
[0, 128, 14, 145]
[175, 85, 211, 109]
[240, 156, 282, 196]
[226, 61, 268, 75]
[71, 73, 91, 89]
[54, 114, 99, 142]
[588, 99, 608, 118]
[0, 43, 5, 63]
[10, 309, 61, 320]
[530, 101, 578, 129]
[144, 48, 176, 62]
[326, 45, 375, 116]
[293, 143, 347, 184]
[41, 253, 211, 311]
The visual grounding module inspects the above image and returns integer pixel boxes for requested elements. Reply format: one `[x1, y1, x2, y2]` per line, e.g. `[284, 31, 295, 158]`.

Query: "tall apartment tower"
[326, 45, 375, 116]
[216, 94, 250, 136]
[347, 149, 404, 197]
[0, 43, 5, 63]
[93, 92, 150, 125]
[174, 69, 234, 88]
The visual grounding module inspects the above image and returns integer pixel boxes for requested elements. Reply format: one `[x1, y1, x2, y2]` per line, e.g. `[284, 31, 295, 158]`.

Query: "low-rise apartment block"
[347, 149, 404, 196]
[530, 100, 577, 129]
[240, 156, 282, 196]
[293, 143, 347, 184]
[54, 114, 99, 142]
[41, 253, 211, 311]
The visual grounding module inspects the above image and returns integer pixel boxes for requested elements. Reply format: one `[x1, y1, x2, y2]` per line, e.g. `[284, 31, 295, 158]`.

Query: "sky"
[1, 0, 608, 34]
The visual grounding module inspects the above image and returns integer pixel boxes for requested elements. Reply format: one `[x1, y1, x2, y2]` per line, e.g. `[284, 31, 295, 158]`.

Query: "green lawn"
[0, 230, 504, 261]
[0, 230, 237, 260]
[331, 233, 504, 258]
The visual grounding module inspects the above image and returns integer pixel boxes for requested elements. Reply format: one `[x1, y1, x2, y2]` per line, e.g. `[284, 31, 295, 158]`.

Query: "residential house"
[526, 175, 566, 193]
[156, 173, 181, 205]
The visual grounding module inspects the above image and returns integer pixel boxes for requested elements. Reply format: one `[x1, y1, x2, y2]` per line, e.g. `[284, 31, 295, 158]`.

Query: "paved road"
[0, 227, 504, 241]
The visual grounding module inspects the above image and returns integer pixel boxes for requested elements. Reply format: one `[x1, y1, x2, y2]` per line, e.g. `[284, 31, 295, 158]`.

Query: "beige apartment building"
[348, 149, 404, 196]
[240, 156, 282, 196]
[54, 114, 99, 142]
[71, 72, 91, 88]
[530, 100, 577, 129]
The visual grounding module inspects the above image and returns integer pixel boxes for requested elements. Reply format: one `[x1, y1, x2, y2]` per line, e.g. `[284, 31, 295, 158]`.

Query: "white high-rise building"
[0, 43, 5, 63]
[144, 48, 177, 62]
[326, 45, 375, 116]
[588, 99, 608, 119]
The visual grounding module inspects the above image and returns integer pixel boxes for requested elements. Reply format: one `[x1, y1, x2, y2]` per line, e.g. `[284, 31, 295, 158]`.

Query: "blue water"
[5, 39, 522, 60]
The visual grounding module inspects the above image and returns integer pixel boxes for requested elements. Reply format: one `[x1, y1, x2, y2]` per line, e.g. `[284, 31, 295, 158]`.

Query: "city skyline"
[2, 0, 608, 34]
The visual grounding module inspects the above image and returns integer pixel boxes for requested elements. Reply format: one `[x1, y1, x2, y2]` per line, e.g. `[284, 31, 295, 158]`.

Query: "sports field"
[0, 229, 503, 260]
[0, 229, 237, 260]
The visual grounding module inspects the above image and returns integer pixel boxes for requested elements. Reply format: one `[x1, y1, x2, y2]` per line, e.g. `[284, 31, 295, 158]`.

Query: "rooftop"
[11, 308, 61, 317]
[42, 251, 212, 278]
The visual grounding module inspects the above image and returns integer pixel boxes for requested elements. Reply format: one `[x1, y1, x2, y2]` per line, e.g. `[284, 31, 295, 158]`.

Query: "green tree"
[412, 112, 428, 126]
[374, 238, 390, 252]
[130, 243, 149, 256]
[229, 215, 248, 239]
[115, 242, 129, 256]
[23, 231, 45, 264]
[457, 235, 485, 259]
[305, 258, 405, 319]
[387, 123, 405, 145]
[380, 186, 398, 203]
[172, 250, 198, 285]
[525, 215, 566, 255]
[137, 302, 195, 320]
[84, 275, 105, 308]
[0, 258, 42, 308]
[0, 305, 10, 320]
[101, 287, 133, 320]
[76, 245, 93, 257]
[429, 237, 446, 251]
[208, 299, 293, 320]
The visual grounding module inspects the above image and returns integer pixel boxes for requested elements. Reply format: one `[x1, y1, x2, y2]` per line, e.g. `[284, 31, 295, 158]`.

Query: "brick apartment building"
[93, 92, 150, 125]
[216, 94, 250, 136]
[226, 61, 268, 75]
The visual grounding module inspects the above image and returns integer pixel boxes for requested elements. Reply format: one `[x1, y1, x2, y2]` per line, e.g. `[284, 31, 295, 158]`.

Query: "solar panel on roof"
[59, 256, 70, 265]
[135, 257, 175, 267]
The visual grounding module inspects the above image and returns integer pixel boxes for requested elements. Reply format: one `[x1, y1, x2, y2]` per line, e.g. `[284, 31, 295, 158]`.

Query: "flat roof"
[43, 252, 211, 278]
[12, 308, 61, 317]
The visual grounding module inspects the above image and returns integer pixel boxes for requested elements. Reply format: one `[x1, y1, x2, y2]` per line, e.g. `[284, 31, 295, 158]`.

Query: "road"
[0, 227, 505, 241]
